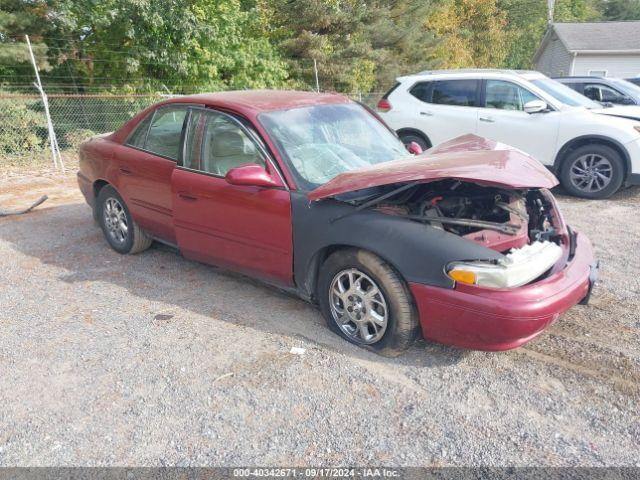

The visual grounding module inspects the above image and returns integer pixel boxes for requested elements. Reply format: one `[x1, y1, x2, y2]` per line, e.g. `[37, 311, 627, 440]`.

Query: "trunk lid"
[308, 134, 558, 201]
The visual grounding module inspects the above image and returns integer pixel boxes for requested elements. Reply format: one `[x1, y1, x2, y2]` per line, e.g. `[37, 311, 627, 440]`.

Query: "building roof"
[553, 21, 640, 52]
[534, 21, 640, 63]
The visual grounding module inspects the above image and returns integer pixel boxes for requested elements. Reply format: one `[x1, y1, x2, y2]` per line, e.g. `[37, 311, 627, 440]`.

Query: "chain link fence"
[0, 90, 384, 169]
[0, 92, 166, 168]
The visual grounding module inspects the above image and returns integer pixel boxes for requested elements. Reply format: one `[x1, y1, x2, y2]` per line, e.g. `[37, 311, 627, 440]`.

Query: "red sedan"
[77, 90, 598, 355]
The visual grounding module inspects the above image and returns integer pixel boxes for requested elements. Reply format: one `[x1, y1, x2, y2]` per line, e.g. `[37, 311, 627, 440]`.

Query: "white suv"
[378, 69, 640, 198]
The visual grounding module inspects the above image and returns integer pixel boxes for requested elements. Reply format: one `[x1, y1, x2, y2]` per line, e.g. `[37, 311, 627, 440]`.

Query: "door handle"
[178, 192, 198, 201]
[479, 117, 495, 123]
[420, 111, 434, 117]
[119, 166, 133, 175]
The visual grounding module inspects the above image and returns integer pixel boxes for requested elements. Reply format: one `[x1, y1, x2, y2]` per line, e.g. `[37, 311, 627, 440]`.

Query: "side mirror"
[407, 141, 423, 155]
[225, 164, 282, 188]
[524, 100, 548, 114]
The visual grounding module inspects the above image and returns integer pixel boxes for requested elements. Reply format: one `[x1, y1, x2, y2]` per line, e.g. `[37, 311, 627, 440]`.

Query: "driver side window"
[584, 84, 626, 103]
[183, 109, 265, 176]
[484, 80, 539, 111]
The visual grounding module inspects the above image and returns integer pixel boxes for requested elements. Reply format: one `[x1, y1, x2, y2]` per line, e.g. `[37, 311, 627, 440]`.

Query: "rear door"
[171, 107, 293, 286]
[407, 79, 480, 146]
[113, 105, 189, 244]
[476, 79, 560, 166]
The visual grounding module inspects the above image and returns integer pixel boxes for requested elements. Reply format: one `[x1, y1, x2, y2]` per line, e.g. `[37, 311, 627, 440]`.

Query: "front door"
[171, 107, 293, 286]
[476, 79, 560, 166]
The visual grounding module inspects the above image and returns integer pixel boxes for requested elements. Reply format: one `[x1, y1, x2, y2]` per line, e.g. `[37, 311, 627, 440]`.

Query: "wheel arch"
[93, 179, 110, 199]
[396, 128, 432, 148]
[553, 135, 631, 178]
[301, 243, 410, 304]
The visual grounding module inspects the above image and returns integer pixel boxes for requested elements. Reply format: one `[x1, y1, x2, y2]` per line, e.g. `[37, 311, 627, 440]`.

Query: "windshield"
[610, 78, 640, 98]
[259, 103, 409, 189]
[531, 78, 601, 109]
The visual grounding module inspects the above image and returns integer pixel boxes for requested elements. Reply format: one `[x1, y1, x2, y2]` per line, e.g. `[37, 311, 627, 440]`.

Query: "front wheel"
[317, 249, 419, 356]
[559, 144, 625, 199]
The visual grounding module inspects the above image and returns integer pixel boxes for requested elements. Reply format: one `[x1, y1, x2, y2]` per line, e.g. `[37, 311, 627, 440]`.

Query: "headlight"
[447, 241, 563, 288]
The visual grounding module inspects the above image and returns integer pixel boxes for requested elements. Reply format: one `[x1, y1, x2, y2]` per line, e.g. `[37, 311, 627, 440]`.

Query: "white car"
[378, 69, 640, 199]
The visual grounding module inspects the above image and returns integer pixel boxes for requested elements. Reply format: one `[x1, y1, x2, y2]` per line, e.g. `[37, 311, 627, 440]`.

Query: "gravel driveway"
[0, 170, 639, 466]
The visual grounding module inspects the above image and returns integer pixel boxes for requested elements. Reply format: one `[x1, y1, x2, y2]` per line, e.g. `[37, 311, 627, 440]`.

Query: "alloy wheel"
[103, 197, 129, 244]
[329, 268, 388, 344]
[569, 153, 613, 193]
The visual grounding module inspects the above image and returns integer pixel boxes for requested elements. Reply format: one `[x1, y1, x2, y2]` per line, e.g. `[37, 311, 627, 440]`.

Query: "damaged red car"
[77, 91, 598, 356]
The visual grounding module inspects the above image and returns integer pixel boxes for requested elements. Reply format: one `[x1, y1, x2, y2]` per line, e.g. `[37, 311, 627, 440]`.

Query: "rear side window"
[409, 82, 432, 102]
[125, 106, 187, 160]
[126, 114, 153, 148]
[431, 80, 479, 107]
[145, 106, 188, 160]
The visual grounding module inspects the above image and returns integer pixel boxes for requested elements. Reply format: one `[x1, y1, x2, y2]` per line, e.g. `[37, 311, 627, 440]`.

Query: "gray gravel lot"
[0, 172, 639, 466]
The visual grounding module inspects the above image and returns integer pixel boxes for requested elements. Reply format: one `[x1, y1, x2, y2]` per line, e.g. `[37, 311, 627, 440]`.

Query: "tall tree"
[499, 0, 599, 69]
[599, 0, 640, 20]
[0, 0, 50, 83]
[257, 0, 440, 92]
[426, 0, 509, 68]
[1, 0, 289, 92]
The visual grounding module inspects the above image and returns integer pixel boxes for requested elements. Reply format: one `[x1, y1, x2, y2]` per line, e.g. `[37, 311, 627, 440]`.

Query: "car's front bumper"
[409, 230, 597, 351]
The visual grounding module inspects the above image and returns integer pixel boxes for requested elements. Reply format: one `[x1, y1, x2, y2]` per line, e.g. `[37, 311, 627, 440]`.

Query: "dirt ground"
[0, 167, 638, 466]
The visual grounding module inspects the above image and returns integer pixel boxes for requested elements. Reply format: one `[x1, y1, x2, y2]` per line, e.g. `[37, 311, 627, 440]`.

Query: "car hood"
[593, 105, 640, 121]
[308, 134, 558, 201]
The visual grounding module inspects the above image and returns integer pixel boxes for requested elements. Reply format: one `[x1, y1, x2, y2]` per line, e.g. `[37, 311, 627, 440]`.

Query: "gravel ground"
[0, 170, 639, 467]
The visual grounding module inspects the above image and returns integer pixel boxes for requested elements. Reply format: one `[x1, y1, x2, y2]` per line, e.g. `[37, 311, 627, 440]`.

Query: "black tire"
[398, 132, 430, 151]
[559, 144, 625, 199]
[97, 185, 152, 254]
[317, 248, 419, 356]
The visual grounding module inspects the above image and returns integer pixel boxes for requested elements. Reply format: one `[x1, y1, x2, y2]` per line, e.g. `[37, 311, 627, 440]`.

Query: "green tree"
[499, 0, 599, 69]
[0, 0, 50, 83]
[258, 0, 439, 92]
[599, 0, 640, 20]
[1, 0, 289, 92]
[426, 0, 509, 68]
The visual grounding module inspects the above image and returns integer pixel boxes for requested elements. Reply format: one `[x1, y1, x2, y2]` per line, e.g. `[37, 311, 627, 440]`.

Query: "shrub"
[0, 98, 47, 158]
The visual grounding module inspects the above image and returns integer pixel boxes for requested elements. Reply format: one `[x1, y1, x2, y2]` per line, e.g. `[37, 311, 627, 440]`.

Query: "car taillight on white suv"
[377, 98, 392, 112]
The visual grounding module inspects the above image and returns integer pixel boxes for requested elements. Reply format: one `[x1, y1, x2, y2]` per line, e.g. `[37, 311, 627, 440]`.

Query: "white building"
[534, 21, 640, 78]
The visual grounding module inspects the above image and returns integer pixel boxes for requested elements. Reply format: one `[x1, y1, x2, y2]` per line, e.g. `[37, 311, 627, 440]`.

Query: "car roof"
[399, 69, 546, 82]
[554, 76, 607, 81]
[162, 90, 351, 114]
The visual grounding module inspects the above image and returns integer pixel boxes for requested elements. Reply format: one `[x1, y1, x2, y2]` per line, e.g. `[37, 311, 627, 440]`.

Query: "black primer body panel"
[291, 192, 504, 300]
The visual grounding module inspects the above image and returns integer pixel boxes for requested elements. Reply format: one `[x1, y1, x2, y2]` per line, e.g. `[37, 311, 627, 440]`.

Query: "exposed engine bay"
[355, 180, 563, 252]
[335, 180, 566, 288]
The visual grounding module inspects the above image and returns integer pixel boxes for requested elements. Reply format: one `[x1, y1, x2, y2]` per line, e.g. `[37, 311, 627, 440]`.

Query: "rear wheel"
[398, 132, 430, 151]
[97, 185, 152, 254]
[560, 144, 624, 199]
[317, 249, 419, 356]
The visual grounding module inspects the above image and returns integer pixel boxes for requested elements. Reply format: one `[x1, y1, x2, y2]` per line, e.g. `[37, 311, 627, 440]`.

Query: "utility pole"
[547, 0, 555, 24]
[26, 35, 64, 172]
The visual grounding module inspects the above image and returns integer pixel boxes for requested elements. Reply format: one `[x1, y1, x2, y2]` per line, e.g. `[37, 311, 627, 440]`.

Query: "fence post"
[313, 59, 320, 93]
[26, 35, 64, 173]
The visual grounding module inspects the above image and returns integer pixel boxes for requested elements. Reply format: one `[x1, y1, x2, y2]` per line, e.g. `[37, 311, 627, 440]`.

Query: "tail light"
[377, 98, 392, 112]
